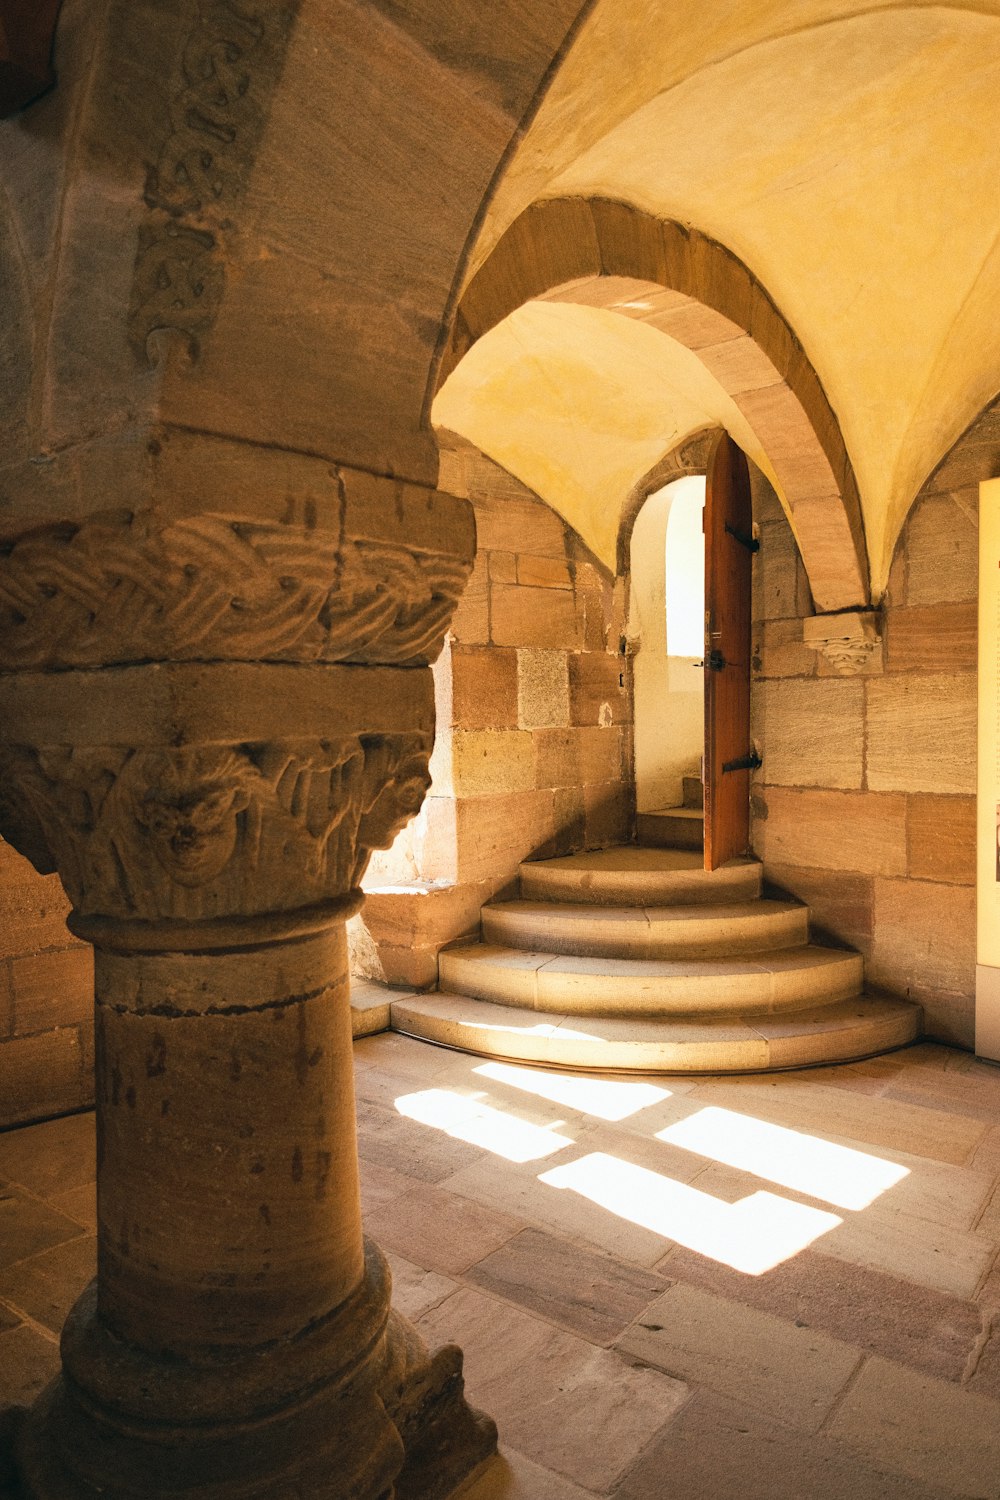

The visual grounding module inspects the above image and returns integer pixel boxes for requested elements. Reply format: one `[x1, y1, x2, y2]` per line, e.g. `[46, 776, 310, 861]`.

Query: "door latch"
[706, 649, 727, 671]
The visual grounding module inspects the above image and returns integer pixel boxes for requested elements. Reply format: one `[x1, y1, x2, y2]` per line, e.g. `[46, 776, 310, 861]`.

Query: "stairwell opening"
[628, 473, 706, 823]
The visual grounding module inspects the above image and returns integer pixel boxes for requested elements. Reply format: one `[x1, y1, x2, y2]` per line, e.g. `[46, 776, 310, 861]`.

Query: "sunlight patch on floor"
[395, 1088, 574, 1163]
[539, 1152, 842, 1274]
[657, 1106, 910, 1211]
[474, 1060, 671, 1121]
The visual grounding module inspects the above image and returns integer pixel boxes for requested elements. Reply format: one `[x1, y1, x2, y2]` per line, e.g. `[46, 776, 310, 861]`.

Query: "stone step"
[682, 775, 704, 810]
[519, 847, 761, 907]
[438, 942, 864, 1018]
[389, 992, 922, 1074]
[636, 806, 704, 850]
[482, 897, 808, 960]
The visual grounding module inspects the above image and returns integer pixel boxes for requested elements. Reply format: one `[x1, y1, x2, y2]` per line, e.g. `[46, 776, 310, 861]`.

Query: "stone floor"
[3, 1036, 1000, 1497]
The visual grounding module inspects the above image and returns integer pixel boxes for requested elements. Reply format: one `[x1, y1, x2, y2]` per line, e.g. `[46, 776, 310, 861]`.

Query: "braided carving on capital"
[0, 510, 472, 672]
[0, 733, 432, 924]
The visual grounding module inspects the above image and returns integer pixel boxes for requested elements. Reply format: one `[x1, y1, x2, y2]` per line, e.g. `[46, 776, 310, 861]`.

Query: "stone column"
[0, 437, 495, 1498]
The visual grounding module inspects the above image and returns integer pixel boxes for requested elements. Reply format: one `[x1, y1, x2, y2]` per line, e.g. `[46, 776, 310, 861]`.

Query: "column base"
[6, 1243, 496, 1500]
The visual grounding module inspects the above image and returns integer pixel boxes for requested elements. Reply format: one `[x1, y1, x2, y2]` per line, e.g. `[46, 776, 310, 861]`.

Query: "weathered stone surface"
[753, 617, 815, 678]
[474, 496, 569, 560]
[452, 731, 537, 798]
[760, 865, 874, 955]
[665, 1245, 982, 1384]
[11, 947, 92, 1035]
[491, 584, 582, 650]
[0, 841, 73, 959]
[453, 790, 558, 886]
[354, 880, 495, 989]
[825, 1357, 1000, 1497]
[517, 650, 570, 730]
[552, 786, 587, 853]
[754, 520, 806, 622]
[618, 1283, 860, 1434]
[930, 420, 1000, 490]
[516, 555, 572, 590]
[885, 603, 977, 674]
[616, 1387, 950, 1500]
[752, 679, 864, 789]
[568, 652, 628, 727]
[0, 962, 11, 1038]
[756, 788, 907, 877]
[578, 726, 627, 785]
[0, 449, 476, 673]
[533, 728, 580, 789]
[583, 780, 632, 848]
[451, 646, 518, 730]
[866, 674, 976, 794]
[467, 1227, 667, 1346]
[450, 554, 491, 645]
[366, 1183, 523, 1276]
[418, 1286, 687, 1491]
[901, 493, 978, 606]
[0, 1323, 61, 1412]
[869, 879, 975, 1045]
[488, 551, 518, 585]
[906, 795, 976, 885]
[0, 1029, 88, 1130]
[0, 1234, 97, 1336]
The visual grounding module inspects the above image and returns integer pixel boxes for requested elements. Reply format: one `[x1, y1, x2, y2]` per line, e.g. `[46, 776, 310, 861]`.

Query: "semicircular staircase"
[390, 845, 921, 1073]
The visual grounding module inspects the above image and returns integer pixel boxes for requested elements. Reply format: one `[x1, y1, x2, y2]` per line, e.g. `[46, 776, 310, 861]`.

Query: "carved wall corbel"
[802, 609, 882, 675]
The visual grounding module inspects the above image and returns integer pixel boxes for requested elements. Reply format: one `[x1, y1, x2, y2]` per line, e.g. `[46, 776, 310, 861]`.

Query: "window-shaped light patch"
[395, 1089, 573, 1164]
[657, 1107, 909, 1211]
[474, 1061, 671, 1122]
[539, 1153, 841, 1275]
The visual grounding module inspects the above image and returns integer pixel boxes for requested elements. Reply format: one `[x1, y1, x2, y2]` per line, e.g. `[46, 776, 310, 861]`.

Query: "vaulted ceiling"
[435, 2, 1000, 596]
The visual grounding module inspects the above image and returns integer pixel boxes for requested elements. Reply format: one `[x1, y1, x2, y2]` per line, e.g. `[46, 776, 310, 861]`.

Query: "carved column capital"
[0, 450, 473, 940]
[0, 722, 432, 935]
[0, 476, 474, 672]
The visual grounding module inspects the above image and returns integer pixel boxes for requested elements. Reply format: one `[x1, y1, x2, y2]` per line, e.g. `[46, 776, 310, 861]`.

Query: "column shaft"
[95, 924, 363, 1353]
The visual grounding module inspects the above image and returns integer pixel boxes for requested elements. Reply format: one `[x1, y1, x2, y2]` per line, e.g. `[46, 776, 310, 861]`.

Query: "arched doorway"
[629, 435, 757, 870]
[629, 471, 706, 828]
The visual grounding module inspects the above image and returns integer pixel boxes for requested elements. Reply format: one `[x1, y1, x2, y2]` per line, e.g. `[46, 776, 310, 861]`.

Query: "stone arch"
[616, 429, 715, 578]
[438, 197, 869, 613]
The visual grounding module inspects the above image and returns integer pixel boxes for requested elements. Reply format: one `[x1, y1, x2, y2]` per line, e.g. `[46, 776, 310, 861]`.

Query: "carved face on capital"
[135, 747, 253, 887]
[357, 751, 432, 853]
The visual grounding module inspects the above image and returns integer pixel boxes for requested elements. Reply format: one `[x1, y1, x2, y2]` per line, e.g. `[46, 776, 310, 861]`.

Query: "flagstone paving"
[2, 1037, 1000, 1497]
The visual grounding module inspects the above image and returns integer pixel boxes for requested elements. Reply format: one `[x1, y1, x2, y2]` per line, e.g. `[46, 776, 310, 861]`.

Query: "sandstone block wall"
[751, 472, 978, 1046]
[355, 442, 632, 987]
[0, 839, 93, 1127]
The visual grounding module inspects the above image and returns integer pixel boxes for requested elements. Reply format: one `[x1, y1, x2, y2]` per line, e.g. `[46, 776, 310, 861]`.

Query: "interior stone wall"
[0, 839, 93, 1127]
[750, 462, 979, 1047]
[353, 440, 632, 987]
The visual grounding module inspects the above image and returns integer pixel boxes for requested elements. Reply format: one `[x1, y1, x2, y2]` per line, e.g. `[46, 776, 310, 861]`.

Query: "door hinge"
[725, 521, 760, 553]
[721, 750, 763, 774]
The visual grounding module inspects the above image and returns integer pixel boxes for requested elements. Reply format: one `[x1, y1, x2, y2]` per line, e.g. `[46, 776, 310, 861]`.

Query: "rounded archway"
[435, 197, 868, 612]
[628, 472, 706, 814]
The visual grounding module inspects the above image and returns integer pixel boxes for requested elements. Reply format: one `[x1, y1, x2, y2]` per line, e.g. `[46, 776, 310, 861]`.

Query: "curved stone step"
[519, 847, 761, 907]
[636, 807, 704, 850]
[438, 942, 864, 1018]
[389, 992, 922, 1073]
[482, 898, 808, 960]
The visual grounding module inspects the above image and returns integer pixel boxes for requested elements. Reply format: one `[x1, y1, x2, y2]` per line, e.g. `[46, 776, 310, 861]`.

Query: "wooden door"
[704, 432, 755, 870]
